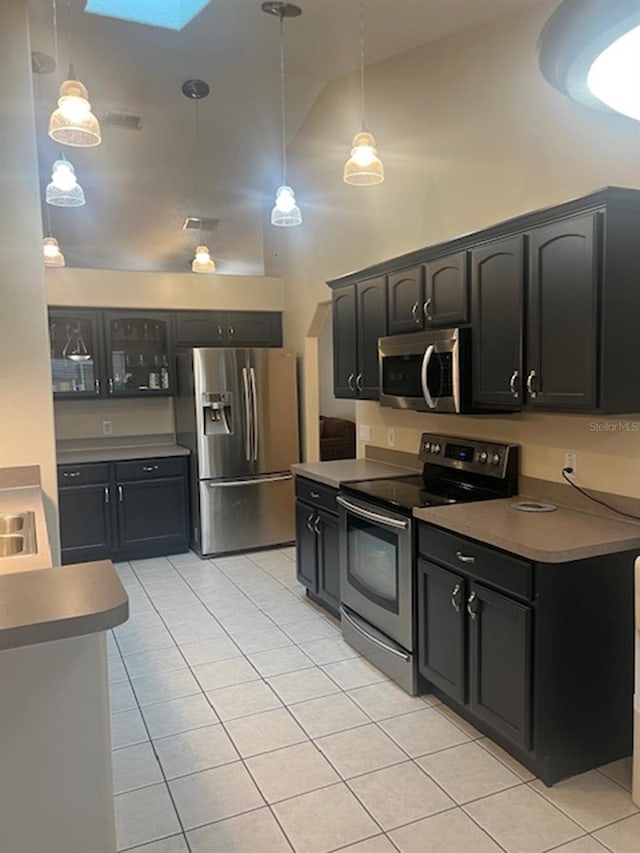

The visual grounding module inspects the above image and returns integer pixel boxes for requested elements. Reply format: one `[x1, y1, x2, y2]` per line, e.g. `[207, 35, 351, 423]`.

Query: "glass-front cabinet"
[49, 309, 102, 399]
[103, 312, 173, 396]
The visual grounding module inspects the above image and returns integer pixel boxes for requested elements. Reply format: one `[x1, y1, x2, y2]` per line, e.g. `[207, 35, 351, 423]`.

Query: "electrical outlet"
[359, 424, 371, 442]
[564, 451, 577, 474]
[388, 428, 396, 448]
[102, 420, 113, 436]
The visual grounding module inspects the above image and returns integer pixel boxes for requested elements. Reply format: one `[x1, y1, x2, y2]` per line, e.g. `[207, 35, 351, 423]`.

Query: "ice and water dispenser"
[202, 391, 233, 434]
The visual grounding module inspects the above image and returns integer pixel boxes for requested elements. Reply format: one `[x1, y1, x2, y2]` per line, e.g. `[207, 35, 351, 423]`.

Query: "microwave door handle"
[420, 345, 437, 409]
[452, 333, 461, 412]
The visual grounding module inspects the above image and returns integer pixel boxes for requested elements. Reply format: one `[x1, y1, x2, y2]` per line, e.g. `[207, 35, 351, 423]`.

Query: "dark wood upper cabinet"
[103, 311, 174, 397]
[526, 214, 599, 410]
[174, 311, 226, 347]
[174, 311, 282, 348]
[471, 236, 524, 409]
[356, 276, 388, 399]
[332, 285, 358, 398]
[424, 251, 469, 326]
[48, 309, 104, 399]
[387, 267, 425, 334]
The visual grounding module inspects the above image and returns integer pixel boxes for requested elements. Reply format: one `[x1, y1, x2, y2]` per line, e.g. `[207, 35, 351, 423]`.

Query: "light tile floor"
[108, 548, 638, 852]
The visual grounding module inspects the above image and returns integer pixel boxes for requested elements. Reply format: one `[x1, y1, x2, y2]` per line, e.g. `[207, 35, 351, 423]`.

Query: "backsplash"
[54, 397, 175, 441]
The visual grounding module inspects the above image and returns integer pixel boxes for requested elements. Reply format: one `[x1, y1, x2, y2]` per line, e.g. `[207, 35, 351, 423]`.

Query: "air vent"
[182, 217, 220, 232]
[102, 111, 142, 131]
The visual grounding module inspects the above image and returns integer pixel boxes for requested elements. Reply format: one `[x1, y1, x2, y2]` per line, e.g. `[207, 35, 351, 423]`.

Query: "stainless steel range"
[338, 433, 519, 694]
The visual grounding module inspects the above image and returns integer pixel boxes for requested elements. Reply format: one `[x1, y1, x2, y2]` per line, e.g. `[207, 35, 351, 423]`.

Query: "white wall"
[0, 0, 59, 557]
[265, 1, 640, 497]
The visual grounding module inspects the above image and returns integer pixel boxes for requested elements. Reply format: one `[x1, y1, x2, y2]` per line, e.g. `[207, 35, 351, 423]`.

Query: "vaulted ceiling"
[27, 0, 544, 273]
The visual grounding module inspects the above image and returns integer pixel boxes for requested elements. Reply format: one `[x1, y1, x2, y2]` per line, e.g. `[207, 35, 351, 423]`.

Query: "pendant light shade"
[271, 185, 302, 227]
[191, 245, 215, 273]
[49, 70, 102, 148]
[46, 157, 86, 207]
[343, 130, 384, 185]
[344, 0, 384, 186]
[263, 2, 303, 227]
[43, 236, 66, 267]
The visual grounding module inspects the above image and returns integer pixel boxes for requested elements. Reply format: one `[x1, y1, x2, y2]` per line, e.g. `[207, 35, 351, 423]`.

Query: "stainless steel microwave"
[378, 328, 472, 413]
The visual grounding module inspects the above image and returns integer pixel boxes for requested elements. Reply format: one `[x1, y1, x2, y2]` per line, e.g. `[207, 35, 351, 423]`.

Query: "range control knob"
[478, 451, 488, 464]
[432, 443, 441, 455]
[423, 441, 431, 453]
[490, 452, 501, 466]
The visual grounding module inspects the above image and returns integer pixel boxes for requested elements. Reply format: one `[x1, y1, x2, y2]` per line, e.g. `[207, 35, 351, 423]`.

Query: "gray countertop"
[0, 560, 129, 651]
[292, 459, 417, 489]
[414, 497, 640, 563]
[57, 435, 190, 465]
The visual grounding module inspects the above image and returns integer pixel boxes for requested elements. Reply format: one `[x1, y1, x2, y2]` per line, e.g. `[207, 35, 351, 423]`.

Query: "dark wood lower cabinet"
[417, 523, 634, 785]
[317, 509, 340, 613]
[294, 481, 340, 618]
[295, 500, 318, 591]
[58, 457, 190, 565]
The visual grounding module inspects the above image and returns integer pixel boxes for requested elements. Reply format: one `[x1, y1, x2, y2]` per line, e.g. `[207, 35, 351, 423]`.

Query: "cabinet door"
[59, 483, 112, 564]
[174, 311, 226, 347]
[103, 311, 174, 397]
[417, 560, 466, 703]
[468, 581, 532, 750]
[295, 501, 318, 591]
[317, 509, 340, 613]
[527, 214, 599, 410]
[387, 267, 424, 334]
[332, 285, 358, 398]
[356, 276, 387, 399]
[226, 312, 283, 347]
[471, 237, 524, 409]
[424, 252, 469, 326]
[49, 309, 104, 399]
[116, 477, 189, 555]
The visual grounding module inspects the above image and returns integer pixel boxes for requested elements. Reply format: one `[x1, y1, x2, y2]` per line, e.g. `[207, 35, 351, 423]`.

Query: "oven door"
[378, 329, 466, 413]
[337, 493, 413, 650]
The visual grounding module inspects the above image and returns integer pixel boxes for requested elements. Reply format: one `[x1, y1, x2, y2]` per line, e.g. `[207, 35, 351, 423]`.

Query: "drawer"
[58, 463, 110, 486]
[115, 456, 186, 482]
[295, 477, 338, 515]
[418, 524, 532, 600]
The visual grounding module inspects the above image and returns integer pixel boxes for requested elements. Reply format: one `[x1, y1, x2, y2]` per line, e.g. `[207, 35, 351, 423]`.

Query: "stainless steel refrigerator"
[175, 347, 300, 556]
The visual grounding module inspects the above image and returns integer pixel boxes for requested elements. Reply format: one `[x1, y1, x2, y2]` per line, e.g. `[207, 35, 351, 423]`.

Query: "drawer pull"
[310, 491, 320, 500]
[467, 592, 478, 620]
[450, 583, 462, 612]
[456, 550, 476, 564]
[63, 471, 81, 478]
[142, 465, 160, 472]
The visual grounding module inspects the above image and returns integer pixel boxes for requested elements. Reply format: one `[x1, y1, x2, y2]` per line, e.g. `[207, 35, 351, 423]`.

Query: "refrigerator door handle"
[207, 473, 293, 488]
[241, 367, 251, 462]
[250, 366, 258, 461]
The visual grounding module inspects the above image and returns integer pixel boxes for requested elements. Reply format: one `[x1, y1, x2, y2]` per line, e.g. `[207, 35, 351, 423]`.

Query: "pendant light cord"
[359, 0, 365, 132]
[279, 13, 287, 184]
[194, 97, 203, 245]
[52, 0, 60, 81]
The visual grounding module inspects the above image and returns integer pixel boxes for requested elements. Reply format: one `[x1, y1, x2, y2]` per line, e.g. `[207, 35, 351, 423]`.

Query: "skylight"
[84, 0, 210, 31]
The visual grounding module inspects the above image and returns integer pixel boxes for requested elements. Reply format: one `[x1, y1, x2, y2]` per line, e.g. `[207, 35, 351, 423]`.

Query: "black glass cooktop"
[342, 475, 498, 511]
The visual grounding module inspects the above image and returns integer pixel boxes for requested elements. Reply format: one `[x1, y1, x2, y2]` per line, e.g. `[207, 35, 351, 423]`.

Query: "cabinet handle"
[509, 370, 519, 398]
[228, 326, 235, 338]
[142, 465, 159, 472]
[306, 512, 315, 533]
[95, 378, 101, 395]
[347, 373, 355, 391]
[217, 325, 224, 338]
[450, 583, 462, 612]
[411, 302, 420, 323]
[423, 298, 433, 320]
[467, 592, 478, 620]
[310, 491, 320, 500]
[104, 486, 110, 504]
[456, 550, 476, 564]
[108, 378, 114, 394]
[355, 373, 363, 392]
[118, 485, 123, 503]
[313, 517, 322, 535]
[526, 369, 538, 399]
[63, 471, 81, 479]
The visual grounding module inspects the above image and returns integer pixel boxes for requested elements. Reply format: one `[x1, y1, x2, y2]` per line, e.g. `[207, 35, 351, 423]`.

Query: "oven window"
[346, 516, 399, 614]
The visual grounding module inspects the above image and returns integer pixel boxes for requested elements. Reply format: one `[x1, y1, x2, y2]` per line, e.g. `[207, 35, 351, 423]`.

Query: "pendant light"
[343, 0, 384, 185]
[182, 80, 216, 274]
[262, 2, 303, 227]
[46, 154, 86, 207]
[48, 1, 101, 147]
[43, 201, 66, 268]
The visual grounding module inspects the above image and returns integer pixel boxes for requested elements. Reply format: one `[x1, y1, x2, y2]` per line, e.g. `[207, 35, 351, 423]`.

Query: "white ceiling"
[27, 0, 544, 273]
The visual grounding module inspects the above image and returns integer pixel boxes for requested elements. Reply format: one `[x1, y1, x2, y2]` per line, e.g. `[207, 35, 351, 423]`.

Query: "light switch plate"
[388, 428, 396, 447]
[359, 424, 371, 442]
[102, 420, 113, 436]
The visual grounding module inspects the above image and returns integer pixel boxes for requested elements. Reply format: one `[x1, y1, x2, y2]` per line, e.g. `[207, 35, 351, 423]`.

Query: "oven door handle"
[420, 344, 436, 409]
[336, 496, 409, 530]
[340, 607, 410, 662]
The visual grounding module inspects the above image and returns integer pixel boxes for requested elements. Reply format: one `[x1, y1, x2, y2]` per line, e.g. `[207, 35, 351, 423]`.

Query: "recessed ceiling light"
[84, 0, 211, 31]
